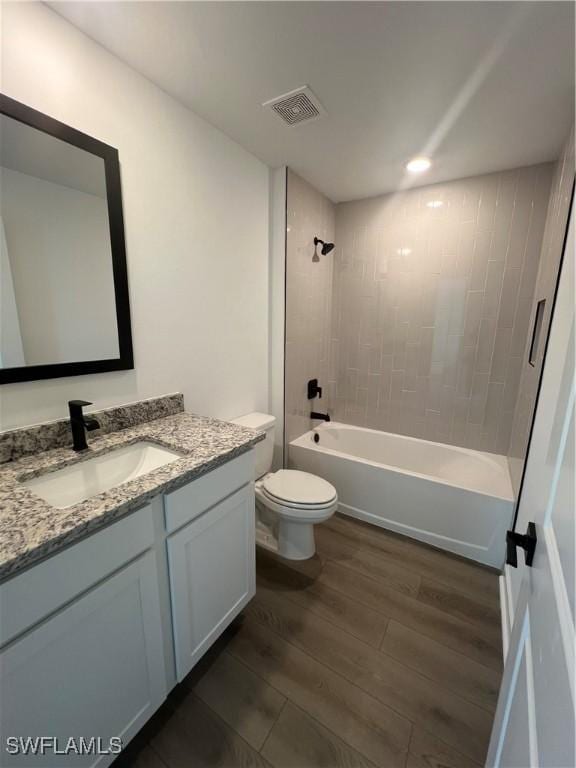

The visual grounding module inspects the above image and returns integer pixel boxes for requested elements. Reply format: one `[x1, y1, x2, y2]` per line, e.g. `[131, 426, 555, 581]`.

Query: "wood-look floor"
[119, 514, 502, 768]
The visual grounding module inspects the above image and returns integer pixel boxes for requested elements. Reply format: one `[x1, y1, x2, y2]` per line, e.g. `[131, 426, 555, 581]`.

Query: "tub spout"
[311, 411, 331, 422]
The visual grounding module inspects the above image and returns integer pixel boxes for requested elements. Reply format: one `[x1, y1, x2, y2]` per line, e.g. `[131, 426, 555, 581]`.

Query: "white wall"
[2, 166, 118, 366]
[0, 2, 269, 430]
[268, 167, 287, 468]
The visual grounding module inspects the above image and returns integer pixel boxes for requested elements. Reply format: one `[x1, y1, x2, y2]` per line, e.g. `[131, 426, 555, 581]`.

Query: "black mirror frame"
[0, 94, 134, 384]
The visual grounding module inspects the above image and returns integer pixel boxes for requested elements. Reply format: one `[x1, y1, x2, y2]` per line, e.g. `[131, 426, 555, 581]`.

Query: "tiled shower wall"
[328, 164, 553, 454]
[285, 170, 335, 444]
[508, 128, 575, 493]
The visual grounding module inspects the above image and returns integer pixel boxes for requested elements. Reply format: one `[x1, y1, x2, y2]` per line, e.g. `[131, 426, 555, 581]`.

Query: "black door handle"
[506, 522, 537, 568]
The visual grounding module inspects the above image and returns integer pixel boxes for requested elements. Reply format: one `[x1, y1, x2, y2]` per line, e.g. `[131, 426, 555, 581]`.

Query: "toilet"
[232, 413, 338, 560]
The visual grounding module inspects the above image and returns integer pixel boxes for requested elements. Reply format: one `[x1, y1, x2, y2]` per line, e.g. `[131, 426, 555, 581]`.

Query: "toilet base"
[255, 503, 319, 561]
[255, 516, 279, 554]
[277, 518, 316, 560]
[254, 477, 338, 562]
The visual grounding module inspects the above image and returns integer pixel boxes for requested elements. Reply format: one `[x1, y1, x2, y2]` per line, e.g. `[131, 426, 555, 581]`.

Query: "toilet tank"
[231, 413, 276, 479]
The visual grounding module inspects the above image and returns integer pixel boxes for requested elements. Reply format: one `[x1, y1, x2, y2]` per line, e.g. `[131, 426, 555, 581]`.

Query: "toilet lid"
[263, 470, 337, 506]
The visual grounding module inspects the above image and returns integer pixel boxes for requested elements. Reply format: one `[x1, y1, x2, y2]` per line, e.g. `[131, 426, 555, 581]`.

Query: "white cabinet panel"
[0, 504, 155, 647]
[0, 551, 166, 768]
[168, 484, 255, 680]
[164, 450, 254, 533]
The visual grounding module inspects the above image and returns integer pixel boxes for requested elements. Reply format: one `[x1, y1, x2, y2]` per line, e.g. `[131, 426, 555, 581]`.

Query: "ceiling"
[50, 1, 575, 202]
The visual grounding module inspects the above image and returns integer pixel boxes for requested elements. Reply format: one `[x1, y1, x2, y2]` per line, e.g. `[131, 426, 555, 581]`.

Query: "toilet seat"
[260, 489, 335, 512]
[256, 470, 338, 526]
[256, 485, 338, 523]
[262, 470, 337, 507]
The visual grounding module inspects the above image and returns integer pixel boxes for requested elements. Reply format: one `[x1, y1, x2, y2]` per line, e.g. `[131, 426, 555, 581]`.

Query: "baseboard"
[499, 574, 509, 662]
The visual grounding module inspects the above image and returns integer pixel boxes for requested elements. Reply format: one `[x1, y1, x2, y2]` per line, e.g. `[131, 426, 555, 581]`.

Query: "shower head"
[313, 237, 335, 257]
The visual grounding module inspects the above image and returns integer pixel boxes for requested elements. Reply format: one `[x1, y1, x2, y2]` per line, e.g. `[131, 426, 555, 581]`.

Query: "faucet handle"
[68, 400, 92, 408]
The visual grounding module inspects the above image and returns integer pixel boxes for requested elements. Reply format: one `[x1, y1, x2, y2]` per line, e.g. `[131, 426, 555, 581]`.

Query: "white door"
[487, 208, 575, 766]
[167, 484, 256, 681]
[0, 551, 167, 768]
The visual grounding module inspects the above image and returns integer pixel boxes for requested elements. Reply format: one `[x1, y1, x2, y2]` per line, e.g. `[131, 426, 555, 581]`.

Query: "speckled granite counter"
[0, 412, 263, 582]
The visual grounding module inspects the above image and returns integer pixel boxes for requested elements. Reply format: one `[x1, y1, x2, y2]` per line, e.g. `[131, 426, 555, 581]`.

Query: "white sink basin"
[23, 441, 182, 509]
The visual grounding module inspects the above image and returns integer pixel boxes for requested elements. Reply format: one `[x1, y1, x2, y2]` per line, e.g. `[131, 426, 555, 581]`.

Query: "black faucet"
[68, 400, 100, 451]
[310, 411, 331, 422]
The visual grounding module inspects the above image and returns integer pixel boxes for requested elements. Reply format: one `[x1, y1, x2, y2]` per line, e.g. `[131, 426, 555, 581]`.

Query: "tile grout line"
[226, 621, 414, 760]
[250, 587, 497, 720]
[416, 576, 502, 629]
[245, 594, 493, 760]
[407, 725, 484, 768]
[256, 574, 386, 649]
[377, 619, 499, 715]
[323, 520, 501, 607]
[257, 697, 288, 755]
[147, 743, 170, 768]
[403, 723, 415, 768]
[377, 613, 499, 674]
[263, 698, 387, 768]
[219, 646, 290, 707]
[318, 529, 423, 593]
[319, 556, 502, 654]
[181, 690, 270, 759]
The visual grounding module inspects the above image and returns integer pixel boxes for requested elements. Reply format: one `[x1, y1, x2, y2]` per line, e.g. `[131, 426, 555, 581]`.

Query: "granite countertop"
[0, 412, 264, 582]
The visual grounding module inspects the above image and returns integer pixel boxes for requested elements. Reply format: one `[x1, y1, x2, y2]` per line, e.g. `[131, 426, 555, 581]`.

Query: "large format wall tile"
[508, 127, 575, 493]
[285, 171, 335, 444]
[330, 164, 553, 454]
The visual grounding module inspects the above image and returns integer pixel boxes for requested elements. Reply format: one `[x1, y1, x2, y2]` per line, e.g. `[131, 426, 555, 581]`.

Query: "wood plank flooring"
[119, 514, 502, 768]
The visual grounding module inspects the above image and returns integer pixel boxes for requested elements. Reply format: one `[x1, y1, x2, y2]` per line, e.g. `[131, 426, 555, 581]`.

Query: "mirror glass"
[1, 112, 121, 371]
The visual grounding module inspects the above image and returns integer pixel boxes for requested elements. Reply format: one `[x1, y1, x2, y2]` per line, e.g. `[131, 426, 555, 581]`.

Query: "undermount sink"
[23, 441, 182, 509]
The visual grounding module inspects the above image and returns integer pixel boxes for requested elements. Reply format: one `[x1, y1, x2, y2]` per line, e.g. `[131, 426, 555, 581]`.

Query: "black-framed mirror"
[0, 94, 133, 384]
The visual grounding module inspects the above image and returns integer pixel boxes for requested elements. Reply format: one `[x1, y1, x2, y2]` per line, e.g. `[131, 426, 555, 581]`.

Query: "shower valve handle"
[307, 379, 323, 400]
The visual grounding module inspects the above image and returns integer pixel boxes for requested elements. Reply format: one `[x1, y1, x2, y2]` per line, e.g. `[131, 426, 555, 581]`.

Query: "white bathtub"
[290, 422, 514, 568]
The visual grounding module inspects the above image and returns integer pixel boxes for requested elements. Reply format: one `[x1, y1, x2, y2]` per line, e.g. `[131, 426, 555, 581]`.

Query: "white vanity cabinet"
[0, 505, 167, 768]
[162, 450, 256, 680]
[1, 552, 166, 768]
[0, 448, 256, 766]
[167, 484, 255, 680]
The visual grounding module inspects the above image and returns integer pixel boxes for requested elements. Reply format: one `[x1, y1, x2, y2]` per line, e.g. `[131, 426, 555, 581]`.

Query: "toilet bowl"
[231, 413, 338, 560]
[256, 469, 338, 559]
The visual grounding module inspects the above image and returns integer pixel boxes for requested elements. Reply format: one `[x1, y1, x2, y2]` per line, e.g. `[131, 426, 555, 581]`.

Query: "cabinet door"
[167, 484, 255, 681]
[0, 551, 167, 768]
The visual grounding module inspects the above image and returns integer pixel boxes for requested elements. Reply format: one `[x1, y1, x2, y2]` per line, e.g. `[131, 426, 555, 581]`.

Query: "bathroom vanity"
[0, 397, 262, 767]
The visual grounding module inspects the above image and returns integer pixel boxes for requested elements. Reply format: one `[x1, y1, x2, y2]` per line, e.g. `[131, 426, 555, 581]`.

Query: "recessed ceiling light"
[397, 247, 412, 256]
[406, 156, 431, 174]
[426, 200, 443, 208]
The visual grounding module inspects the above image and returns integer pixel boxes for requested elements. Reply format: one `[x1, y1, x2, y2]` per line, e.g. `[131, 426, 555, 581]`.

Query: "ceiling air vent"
[263, 86, 325, 126]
